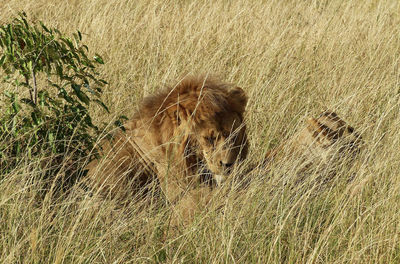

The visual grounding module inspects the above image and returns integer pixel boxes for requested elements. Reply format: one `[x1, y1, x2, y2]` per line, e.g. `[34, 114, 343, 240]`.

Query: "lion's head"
[264, 111, 362, 173]
[136, 76, 248, 186]
[194, 106, 248, 185]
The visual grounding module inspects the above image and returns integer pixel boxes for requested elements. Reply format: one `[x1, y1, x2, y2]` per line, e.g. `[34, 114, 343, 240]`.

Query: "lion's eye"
[205, 136, 216, 146]
[222, 132, 230, 138]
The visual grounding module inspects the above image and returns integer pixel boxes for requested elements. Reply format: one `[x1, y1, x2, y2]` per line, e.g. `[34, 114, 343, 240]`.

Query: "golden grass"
[1, 0, 400, 263]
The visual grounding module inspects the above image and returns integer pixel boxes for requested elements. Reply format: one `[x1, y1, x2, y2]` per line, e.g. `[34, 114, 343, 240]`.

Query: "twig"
[25, 74, 34, 103]
[32, 70, 37, 105]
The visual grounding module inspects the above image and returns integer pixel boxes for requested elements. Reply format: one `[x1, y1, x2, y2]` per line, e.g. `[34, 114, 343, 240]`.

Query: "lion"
[85, 76, 249, 213]
[263, 111, 362, 183]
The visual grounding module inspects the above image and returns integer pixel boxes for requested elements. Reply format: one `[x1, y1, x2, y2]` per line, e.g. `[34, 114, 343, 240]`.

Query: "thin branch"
[25, 74, 34, 103]
[32, 70, 37, 105]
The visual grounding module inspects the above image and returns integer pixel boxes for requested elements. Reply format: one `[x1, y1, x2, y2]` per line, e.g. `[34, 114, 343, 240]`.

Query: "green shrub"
[0, 12, 115, 189]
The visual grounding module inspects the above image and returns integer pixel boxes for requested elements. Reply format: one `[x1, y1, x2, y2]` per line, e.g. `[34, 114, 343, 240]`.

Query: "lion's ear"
[229, 87, 248, 113]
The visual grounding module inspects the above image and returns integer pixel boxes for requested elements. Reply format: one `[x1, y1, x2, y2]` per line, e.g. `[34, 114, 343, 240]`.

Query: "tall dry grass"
[1, 0, 400, 263]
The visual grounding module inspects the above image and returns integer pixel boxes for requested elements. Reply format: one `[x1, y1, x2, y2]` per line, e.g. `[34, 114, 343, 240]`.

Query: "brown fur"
[85, 76, 248, 219]
[264, 111, 362, 175]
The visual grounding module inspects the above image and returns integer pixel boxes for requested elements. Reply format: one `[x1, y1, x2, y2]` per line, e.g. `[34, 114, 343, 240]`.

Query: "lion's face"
[195, 111, 248, 185]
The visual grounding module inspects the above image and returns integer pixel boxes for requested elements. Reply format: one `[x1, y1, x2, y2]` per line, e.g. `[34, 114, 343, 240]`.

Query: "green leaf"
[48, 131, 54, 141]
[31, 111, 39, 125]
[93, 99, 109, 113]
[5, 33, 10, 46]
[119, 115, 129, 121]
[55, 64, 63, 77]
[4, 91, 13, 98]
[27, 60, 33, 72]
[71, 83, 90, 105]
[84, 114, 96, 129]
[21, 14, 29, 29]
[114, 119, 126, 132]
[93, 54, 104, 64]
[0, 55, 5, 66]
[25, 38, 33, 49]
[51, 83, 61, 89]
[38, 91, 47, 107]
[73, 33, 80, 44]
[39, 21, 51, 33]
[61, 37, 75, 50]
[7, 24, 12, 38]
[81, 44, 89, 52]
[12, 100, 20, 113]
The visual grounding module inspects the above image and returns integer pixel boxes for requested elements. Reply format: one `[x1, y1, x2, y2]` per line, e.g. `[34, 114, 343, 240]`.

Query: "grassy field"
[1, 0, 400, 263]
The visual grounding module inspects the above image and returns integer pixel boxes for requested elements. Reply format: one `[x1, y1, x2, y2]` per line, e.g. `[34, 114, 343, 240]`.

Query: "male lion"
[85, 76, 248, 211]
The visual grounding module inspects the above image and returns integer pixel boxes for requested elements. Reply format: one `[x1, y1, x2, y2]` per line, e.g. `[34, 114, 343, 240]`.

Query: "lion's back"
[85, 125, 158, 200]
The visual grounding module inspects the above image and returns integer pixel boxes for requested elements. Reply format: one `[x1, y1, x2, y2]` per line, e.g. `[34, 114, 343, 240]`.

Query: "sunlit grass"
[1, 0, 400, 263]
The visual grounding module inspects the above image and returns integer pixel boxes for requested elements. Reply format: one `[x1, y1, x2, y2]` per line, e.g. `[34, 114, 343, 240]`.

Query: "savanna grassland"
[1, 0, 400, 263]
